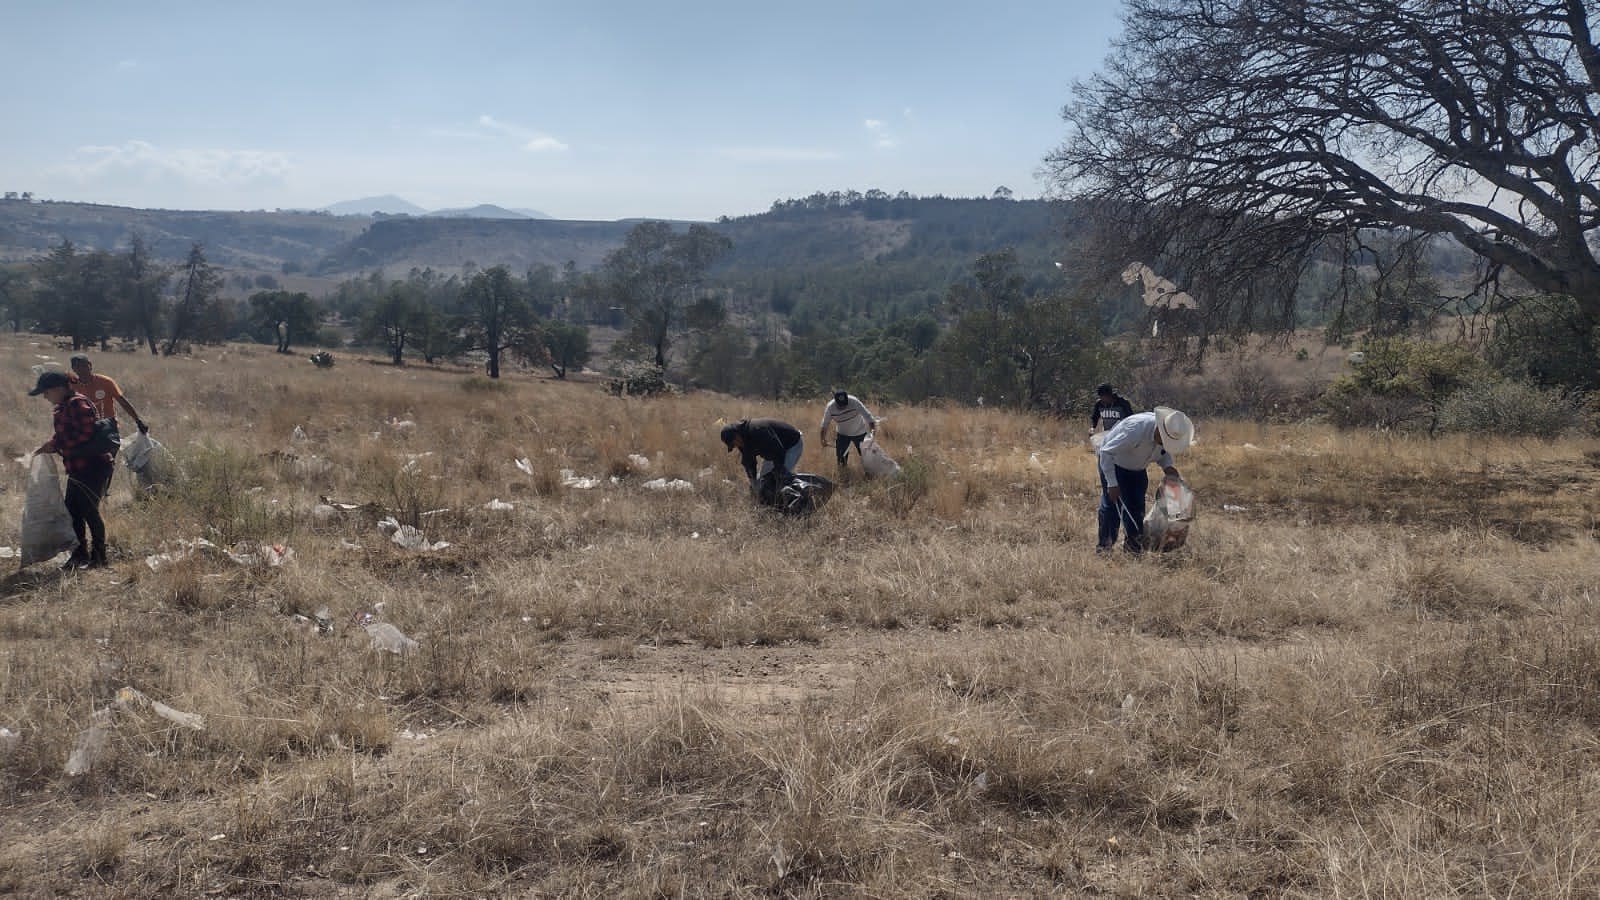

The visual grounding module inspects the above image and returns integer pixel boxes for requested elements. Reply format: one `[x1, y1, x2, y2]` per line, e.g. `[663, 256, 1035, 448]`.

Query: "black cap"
[1096, 383, 1115, 396]
[834, 390, 849, 404]
[29, 371, 70, 395]
[720, 422, 740, 451]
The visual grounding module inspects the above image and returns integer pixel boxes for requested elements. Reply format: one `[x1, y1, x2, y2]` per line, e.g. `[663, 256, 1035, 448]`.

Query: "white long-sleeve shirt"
[821, 395, 876, 437]
[1096, 411, 1173, 488]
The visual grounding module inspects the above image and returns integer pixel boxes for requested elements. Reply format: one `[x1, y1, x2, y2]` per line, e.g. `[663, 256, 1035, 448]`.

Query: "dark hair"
[1096, 383, 1115, 396]
[719, 422, 740, 449]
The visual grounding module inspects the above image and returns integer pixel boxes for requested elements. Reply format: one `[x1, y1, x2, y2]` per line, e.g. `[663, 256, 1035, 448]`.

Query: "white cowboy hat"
[1153, 407, 1193, 453]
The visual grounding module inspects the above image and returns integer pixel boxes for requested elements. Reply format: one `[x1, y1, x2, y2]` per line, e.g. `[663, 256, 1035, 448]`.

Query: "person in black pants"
[721, 418, 804, 499]
[30, 371, 114, 569]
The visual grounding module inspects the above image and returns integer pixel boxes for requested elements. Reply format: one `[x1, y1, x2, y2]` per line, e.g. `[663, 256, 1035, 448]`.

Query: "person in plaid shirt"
[30, 370, 113, 569]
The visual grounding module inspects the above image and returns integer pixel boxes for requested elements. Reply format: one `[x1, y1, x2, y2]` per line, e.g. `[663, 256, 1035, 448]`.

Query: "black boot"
[88, 545, 109, 569]
[61, 547, 90, 572]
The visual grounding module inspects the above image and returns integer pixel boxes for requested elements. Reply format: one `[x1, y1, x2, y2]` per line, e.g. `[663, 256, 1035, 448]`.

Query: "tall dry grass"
[2, 335, 1600, 896]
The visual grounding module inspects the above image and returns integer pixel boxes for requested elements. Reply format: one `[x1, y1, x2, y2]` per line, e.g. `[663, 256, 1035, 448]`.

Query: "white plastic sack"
[20, 455, 78, 566]
[121, 431, 170, 490]
[860, 434, 900, 478]
[1143, 477, 1196, 552]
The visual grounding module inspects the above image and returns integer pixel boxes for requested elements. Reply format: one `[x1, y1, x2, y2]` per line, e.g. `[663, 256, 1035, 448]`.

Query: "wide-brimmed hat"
[28, 370, 70, 396]
[1153, 406, 1193, 453]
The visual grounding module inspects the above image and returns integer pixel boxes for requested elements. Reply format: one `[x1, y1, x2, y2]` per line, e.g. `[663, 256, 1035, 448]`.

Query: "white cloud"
[55, 140, 291, 187]
[716, 146, 842, 163]
[474, 114, 567, 152]
[863, 119, 896, 150]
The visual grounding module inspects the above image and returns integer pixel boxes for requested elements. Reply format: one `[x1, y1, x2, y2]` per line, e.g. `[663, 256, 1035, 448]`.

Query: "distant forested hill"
[709, 195, 1081, 332]
[0, 195, 1083, 328]
[0, 200, 367, 270]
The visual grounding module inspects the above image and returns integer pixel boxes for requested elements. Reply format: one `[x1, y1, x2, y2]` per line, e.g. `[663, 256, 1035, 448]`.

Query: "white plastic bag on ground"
[860, 434, 900, 478]
[1143, 477, 1196, 552]
[20, 455, 78, 566]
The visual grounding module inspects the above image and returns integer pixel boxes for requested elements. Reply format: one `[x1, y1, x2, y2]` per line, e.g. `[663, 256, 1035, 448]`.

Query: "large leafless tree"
[1046, 0, 1600, 342]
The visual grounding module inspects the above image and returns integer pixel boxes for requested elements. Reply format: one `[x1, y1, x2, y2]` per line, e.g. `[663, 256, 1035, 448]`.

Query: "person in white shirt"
[819, 389, 877, 470]
[1096, 406, 1193, 553]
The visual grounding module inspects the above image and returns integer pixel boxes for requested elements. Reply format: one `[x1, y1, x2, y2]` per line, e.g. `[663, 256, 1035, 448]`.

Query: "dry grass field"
[4, 335, 1600, 898]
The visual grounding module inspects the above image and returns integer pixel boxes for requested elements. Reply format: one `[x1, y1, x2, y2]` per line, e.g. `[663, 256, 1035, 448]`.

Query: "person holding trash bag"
[819, 389, 877, 471]
[721, 418, 804, 495]
[1096, 406, 1192, 554]
[30, 370, 114, 569]
[69, 353, 148, 437]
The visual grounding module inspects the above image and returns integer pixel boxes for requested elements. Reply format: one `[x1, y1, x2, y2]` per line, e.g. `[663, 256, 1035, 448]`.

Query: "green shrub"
[1438, 380, 1584, 437]
[607, 362, 672, 397]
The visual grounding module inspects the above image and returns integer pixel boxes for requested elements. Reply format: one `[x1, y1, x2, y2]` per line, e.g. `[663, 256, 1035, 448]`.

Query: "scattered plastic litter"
[560, 469, 601, 489]
[627, 453, 651, 471]
[145, 539, 293, 571]
[388, 418, 417, 436]
[0, 726, 17, 753]
[1222, 504, 1248, 513]
[64, 712, 111, 776]
[312, 504, 340, 522]
[116, 686, 206, 731]
[515, 457, 534, 475]
[1027, 452, 1046, 474]
[356, 611, 420, 655]
[0, 547, 15, 559]
[642, 478, 693, 492]
[377, 517, 449, 551]
[484, 499, 515, 511]
[292, 605, 334, 635]
[291, 425, 308, 442]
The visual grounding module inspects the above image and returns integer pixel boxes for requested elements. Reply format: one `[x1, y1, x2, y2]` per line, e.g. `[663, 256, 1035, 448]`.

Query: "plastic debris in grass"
[115, 686, 206, 731]
[642, 478, 693, 492]
[484, 498, 515, 511]
[560, 469, 601, 489]
[628, 453, 651, 471]
[145, 539, 293, 571]
[65, 686, 206, 776]
[377, 516, 450, 551]
[515, 457, 535, 475]
[291, 605, 334, 635]
[354, 610, 420, 655]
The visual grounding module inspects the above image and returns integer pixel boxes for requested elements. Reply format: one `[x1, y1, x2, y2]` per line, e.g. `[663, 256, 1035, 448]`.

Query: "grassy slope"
[3, 336, 1600, 896]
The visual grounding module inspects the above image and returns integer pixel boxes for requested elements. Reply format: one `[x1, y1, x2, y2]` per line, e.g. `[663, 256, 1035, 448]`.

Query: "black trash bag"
[755, 470, 835, 516]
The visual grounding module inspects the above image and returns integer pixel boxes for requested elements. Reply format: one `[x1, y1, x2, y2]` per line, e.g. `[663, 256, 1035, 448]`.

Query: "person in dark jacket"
[30, 370, 113, 569]
[1090, 383, 1133, 438]
[720, 418, 804, 491]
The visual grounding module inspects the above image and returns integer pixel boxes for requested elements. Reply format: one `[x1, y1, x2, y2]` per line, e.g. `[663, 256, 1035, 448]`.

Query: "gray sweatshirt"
[820, 395, 876, 437]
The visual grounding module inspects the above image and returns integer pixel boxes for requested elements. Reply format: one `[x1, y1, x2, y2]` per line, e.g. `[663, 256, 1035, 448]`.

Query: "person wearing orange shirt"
[69, 354, 147, 435]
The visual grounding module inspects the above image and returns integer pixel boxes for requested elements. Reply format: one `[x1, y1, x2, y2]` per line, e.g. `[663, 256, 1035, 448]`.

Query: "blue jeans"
[757, 440, 804, 479]
[1097, 464, 1148, 551]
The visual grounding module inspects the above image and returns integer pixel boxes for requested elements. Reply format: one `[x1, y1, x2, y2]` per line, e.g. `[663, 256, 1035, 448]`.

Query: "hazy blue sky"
[1, 1, 1125, 220]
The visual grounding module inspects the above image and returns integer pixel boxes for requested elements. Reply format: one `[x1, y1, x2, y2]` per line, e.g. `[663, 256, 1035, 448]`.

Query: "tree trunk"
[487, 348, 501, 379]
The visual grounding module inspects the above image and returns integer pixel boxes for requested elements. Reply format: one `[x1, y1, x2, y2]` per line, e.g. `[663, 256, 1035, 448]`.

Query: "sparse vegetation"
[3, 336, 1600, 896]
